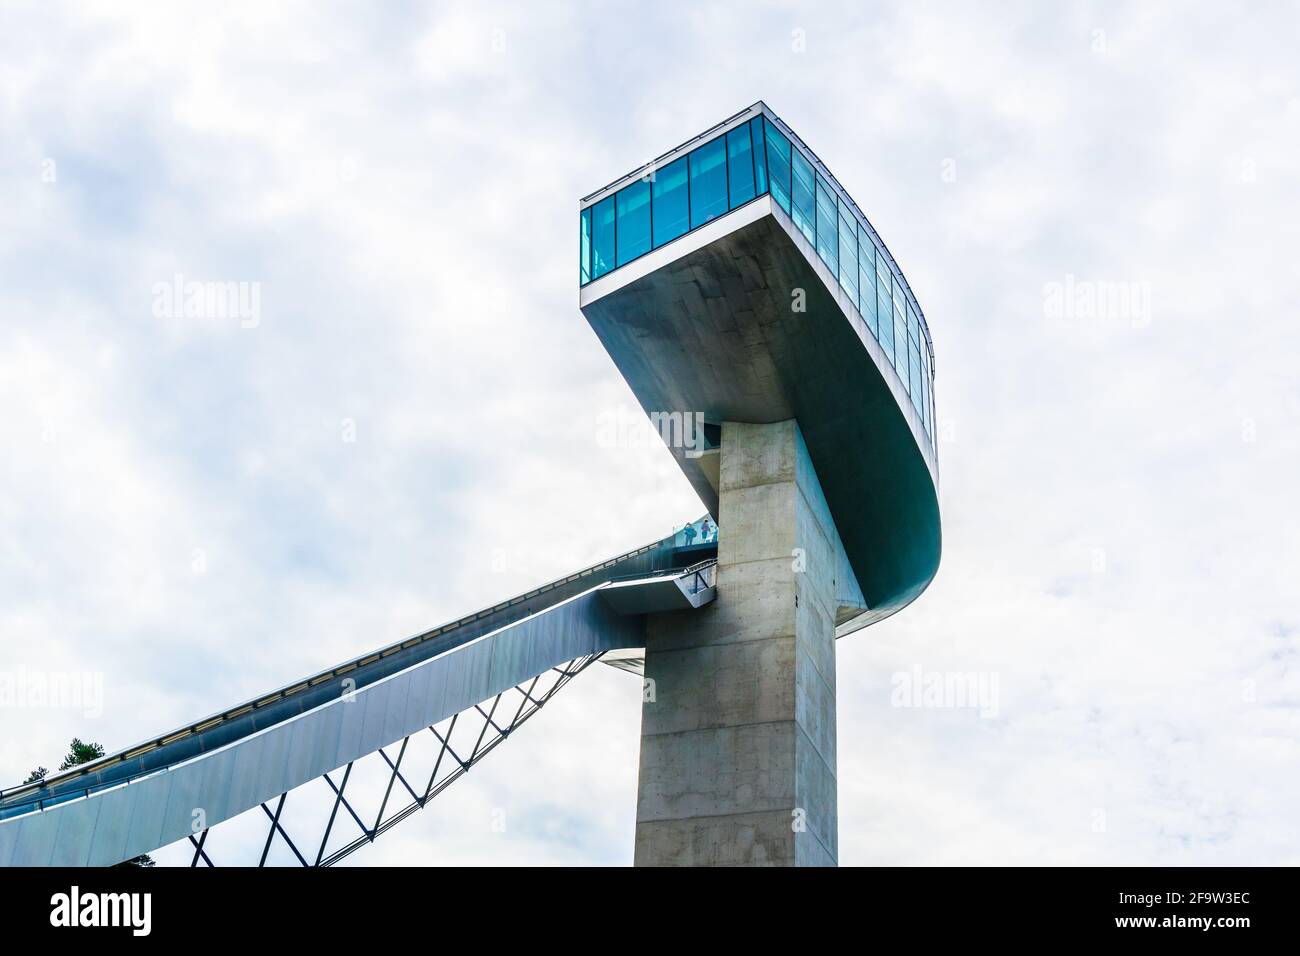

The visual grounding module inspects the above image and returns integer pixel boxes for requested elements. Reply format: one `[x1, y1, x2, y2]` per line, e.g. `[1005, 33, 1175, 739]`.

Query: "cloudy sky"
[1, 0, 1297, 865]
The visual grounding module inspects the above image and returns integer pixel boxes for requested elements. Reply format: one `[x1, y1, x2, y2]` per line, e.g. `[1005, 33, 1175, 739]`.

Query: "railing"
[684, 561, 718, 596]
[606, 557, 717, 587]
[0, 520, 709, 815]
[765, 107, 934, 370]
[578, 101, 936, 451]
[580, 105, 756, 205]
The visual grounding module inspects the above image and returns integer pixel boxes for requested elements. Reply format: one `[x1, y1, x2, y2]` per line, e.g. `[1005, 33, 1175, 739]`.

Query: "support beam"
[634, 420, 843, 866]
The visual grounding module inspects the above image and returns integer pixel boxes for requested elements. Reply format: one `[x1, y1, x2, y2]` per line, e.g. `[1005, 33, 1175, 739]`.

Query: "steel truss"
[183, 652, 604, 867]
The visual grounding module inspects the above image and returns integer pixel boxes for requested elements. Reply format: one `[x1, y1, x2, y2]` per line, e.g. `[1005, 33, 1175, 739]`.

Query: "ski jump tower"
[579, 102, 941, 866]
[0, 103, 938, 869]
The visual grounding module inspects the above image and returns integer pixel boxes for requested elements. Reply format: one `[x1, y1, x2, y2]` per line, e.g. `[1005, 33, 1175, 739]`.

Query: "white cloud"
[1, 0, 1296, 865]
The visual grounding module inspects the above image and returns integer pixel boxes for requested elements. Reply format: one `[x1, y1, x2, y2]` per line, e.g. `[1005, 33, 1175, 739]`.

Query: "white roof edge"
[579, 102, 766, 209]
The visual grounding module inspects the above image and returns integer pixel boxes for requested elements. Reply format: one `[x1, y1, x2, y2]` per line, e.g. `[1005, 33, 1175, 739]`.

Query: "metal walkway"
[0, 527, 717, 866]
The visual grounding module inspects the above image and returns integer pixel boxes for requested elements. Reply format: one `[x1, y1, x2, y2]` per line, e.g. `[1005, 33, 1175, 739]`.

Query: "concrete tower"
[579, 102, 941, 866]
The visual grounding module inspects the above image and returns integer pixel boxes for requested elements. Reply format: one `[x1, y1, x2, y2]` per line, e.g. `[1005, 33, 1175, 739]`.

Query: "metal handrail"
[684, 562, 718, 595]
[606, 557, 717, 585]
[579, 106, 755, 205]
[577, 101, 934, 376]
[758, 104, 934, 374]
[0, 518, 711, 809]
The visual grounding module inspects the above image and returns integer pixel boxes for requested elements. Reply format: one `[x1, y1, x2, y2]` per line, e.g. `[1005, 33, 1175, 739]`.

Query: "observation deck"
[579, 102, 940, 629]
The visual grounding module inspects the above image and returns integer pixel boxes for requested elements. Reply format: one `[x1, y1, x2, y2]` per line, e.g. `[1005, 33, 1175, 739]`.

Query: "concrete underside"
[580, 198, 941, 629]
[635, 420, 850, 866]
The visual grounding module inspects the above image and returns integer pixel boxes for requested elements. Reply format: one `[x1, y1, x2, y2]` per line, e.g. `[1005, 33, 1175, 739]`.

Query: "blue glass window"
[927, 369, 935, 438]
[580, 208, 591, 285]
[791, 150, 816, 244]
[652, 156, 689, 249]
[908, 302, 927, 418]
[920, 364, 932, 436]
[879, 319, 895, 371]
[893, 279, 909, 389]
[838, 198, 857, 306]
[814, 175, 838, 275]
[908, 337, 922, 409]
[689, 137, 728, 229]
[727, 126, 756, 208]
[764, 119, 792, 215]
[877, 253, 893, 364]
[858, 226, 876, 339]
[616, 179, 651, 266]
[592, 196, 615, 280]
[580, 110, 936, 448]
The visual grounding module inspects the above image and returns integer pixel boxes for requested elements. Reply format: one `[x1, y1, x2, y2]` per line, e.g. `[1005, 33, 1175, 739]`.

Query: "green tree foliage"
[27, 737, 155, 867]
[58, 737, 105, 771]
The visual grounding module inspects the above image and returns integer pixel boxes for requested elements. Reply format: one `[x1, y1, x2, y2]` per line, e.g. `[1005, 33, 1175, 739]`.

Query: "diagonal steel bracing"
[183, 652, 603, 867]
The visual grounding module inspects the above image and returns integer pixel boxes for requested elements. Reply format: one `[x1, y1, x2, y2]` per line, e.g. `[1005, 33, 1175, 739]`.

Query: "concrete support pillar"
[634, 419, 840, 866]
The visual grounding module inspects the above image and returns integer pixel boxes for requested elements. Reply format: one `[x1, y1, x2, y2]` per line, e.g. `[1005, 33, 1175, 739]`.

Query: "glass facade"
[689, 136, 728, 229]
[579, 207, 591, 285]
[751, 119, 767, 196]
[790, 150, 816, 245]
[858, 223, 876, 340]
[616, 179, 651, 266]
[877, 250, 894, 370]
[814, 175, 839, 277]
[591, 195, 615, 280]
[892, 280, 908, 397]
[579, 106, 936, 447]
[766, 120, 792, 215]
[652, 156, 689, 248]
[726, 126, 757, 208]
[838, 197, 858, 310]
